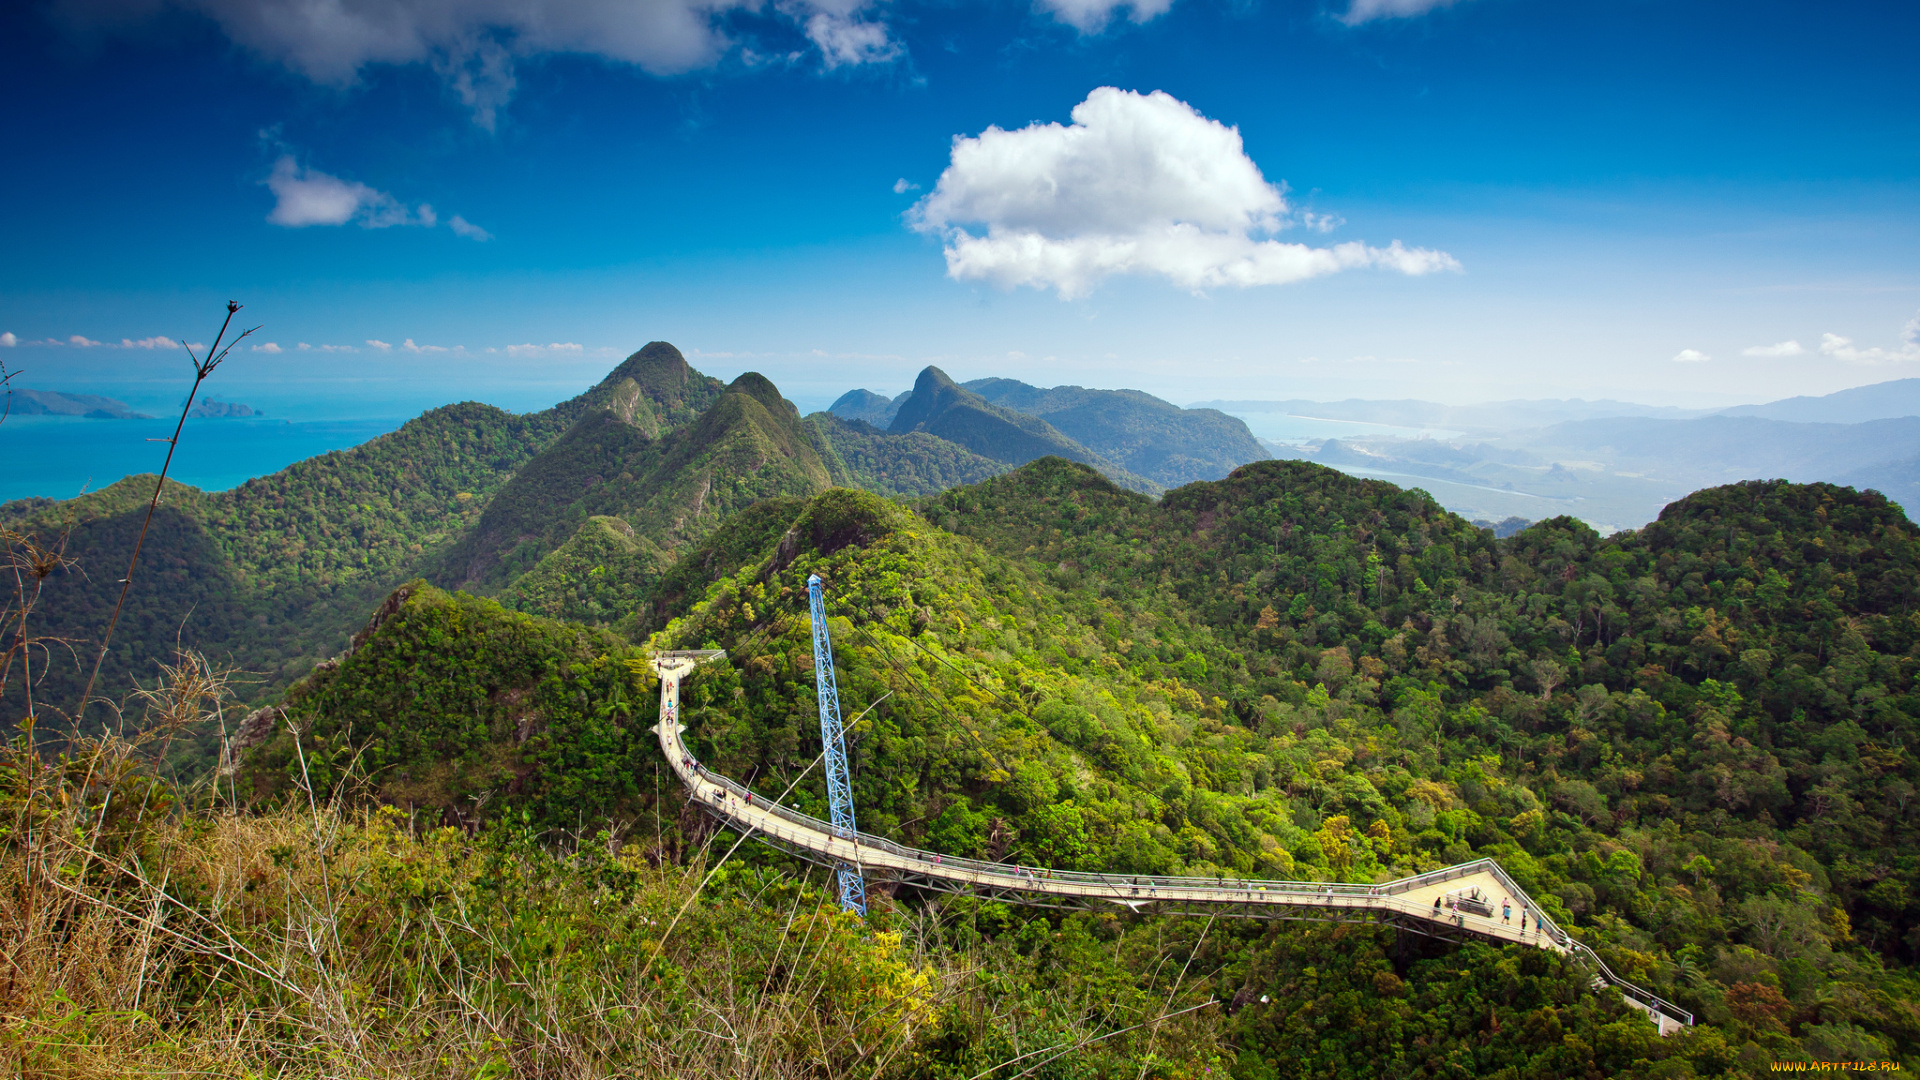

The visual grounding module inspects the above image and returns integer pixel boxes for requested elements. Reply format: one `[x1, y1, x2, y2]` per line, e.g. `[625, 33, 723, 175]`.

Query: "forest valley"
[2, 344, 1917, 1077]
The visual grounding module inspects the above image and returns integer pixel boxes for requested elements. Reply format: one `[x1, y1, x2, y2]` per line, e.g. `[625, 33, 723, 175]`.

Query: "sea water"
[0, 414, 406, 503]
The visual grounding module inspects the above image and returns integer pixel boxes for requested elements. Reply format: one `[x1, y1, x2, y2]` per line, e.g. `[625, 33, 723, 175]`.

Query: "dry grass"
[0, 652, 1224, 1079]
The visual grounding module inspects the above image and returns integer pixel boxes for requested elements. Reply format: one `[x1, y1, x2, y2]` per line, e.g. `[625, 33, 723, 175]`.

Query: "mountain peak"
[726, 371, 797, 416]
[889, 366, 971, 433]
[612, 341, 691, 380]
[568, 342, 725, 437]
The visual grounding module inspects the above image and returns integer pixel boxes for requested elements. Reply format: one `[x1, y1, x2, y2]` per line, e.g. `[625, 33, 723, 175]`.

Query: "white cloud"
[1819, 333, 1920, 366]
[253, 341, 284, 353]
[504, 342, 586, 357]
[1741, 340, 1804, 358]
[267, 155, 413, 227]
[0, 333, 15, 347]
[58, 0, 902, 126]
[296, 342, 360, 352]
[122, 335, 182, 349]
[893, 178, 919, 194]
[909, 87, 1459, 300]
[264, 155, 489, 237]
[70, 335, 104, 347]
[1339, 0, 1468, 26]
[367, 339, 394, 351]
[448, 215, 492, 240]
[1300, 211, 1344, 234]
[1671, 348, 1710, 363]
[402, 338, 451, 353]
[796, 0, 899, 68]
[1811, 311, 1920, 365]
[1035, 0, 1174, 34]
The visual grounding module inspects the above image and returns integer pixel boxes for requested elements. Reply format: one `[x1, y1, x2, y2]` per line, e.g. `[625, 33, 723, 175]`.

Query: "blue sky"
[2, 0, 1916, 418]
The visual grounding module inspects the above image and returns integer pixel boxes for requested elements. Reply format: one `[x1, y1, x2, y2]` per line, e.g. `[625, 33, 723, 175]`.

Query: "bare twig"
[73, 301, 257, 726]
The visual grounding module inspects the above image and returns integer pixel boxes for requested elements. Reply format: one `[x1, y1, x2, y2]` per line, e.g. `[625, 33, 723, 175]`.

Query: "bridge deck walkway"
[650, 654, 1687, 1034]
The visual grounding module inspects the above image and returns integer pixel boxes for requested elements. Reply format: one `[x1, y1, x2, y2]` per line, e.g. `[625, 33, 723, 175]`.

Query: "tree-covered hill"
[228, 465, 1920, 1071]
[828, 386, 904, 427]
[965, 376, 1270, 486]
[5, 399, 569, 718]
[806, 411, 1008, 496]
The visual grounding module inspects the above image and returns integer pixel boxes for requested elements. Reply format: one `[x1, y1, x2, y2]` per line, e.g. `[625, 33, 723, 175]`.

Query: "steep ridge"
[436, 370, 835, 592]
[888, 366, 1159, 493]
[965, 377, 1268, 487]
[562, 340, 726, 432]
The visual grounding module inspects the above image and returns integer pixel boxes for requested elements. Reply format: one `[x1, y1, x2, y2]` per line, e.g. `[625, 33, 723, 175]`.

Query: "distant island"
[187, 398, 262, 418]
[9, 389, 151, 419]
[6, 389, 264, 419]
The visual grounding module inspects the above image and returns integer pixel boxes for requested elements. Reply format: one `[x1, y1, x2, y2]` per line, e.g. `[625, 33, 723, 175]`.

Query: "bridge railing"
[680, 726, 1454, 902]
[668, 717, 1693, 1028]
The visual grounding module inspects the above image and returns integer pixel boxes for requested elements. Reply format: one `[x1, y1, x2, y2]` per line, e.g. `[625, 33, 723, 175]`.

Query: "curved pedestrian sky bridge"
[651, 651, 1690, 1034]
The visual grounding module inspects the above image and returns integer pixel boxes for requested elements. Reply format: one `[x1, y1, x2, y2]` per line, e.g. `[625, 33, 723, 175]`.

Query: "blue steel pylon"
[807, 573, 867, 916]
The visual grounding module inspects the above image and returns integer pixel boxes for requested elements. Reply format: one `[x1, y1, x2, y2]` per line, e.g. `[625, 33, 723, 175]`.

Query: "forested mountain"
[0, 345, 1046, 724]
[965, 376, 1268, 486]
[887, 365, 1159, 492]
[15, 339, 1920, 1074]
[432, 369, 832, 591]
[223, 456, 1920, 1073]
[5, 399, 573, 718]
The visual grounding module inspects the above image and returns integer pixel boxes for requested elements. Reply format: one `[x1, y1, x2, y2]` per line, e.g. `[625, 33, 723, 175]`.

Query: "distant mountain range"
[1717, 377, 1920, 424]
[832, 370, 1267, 490]
[1201, 378, 1920, 531]
[1190, 396, 1712, 435]
[1199, 377, 1920, 436]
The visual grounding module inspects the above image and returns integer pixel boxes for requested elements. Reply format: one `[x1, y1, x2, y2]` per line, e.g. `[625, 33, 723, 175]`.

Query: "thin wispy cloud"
[500, 342, 588, 357]
[910, 87, 1459, 299]
[794, 0, 900, 67]
[1036, 0, 1175, 34]
[448, 215, 492, 241]
[1339, 0, 1470, 26]
[264, 155, 490, 239]
[1805, 312, 1920, 365]
[1741, 340, 1805, 358]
